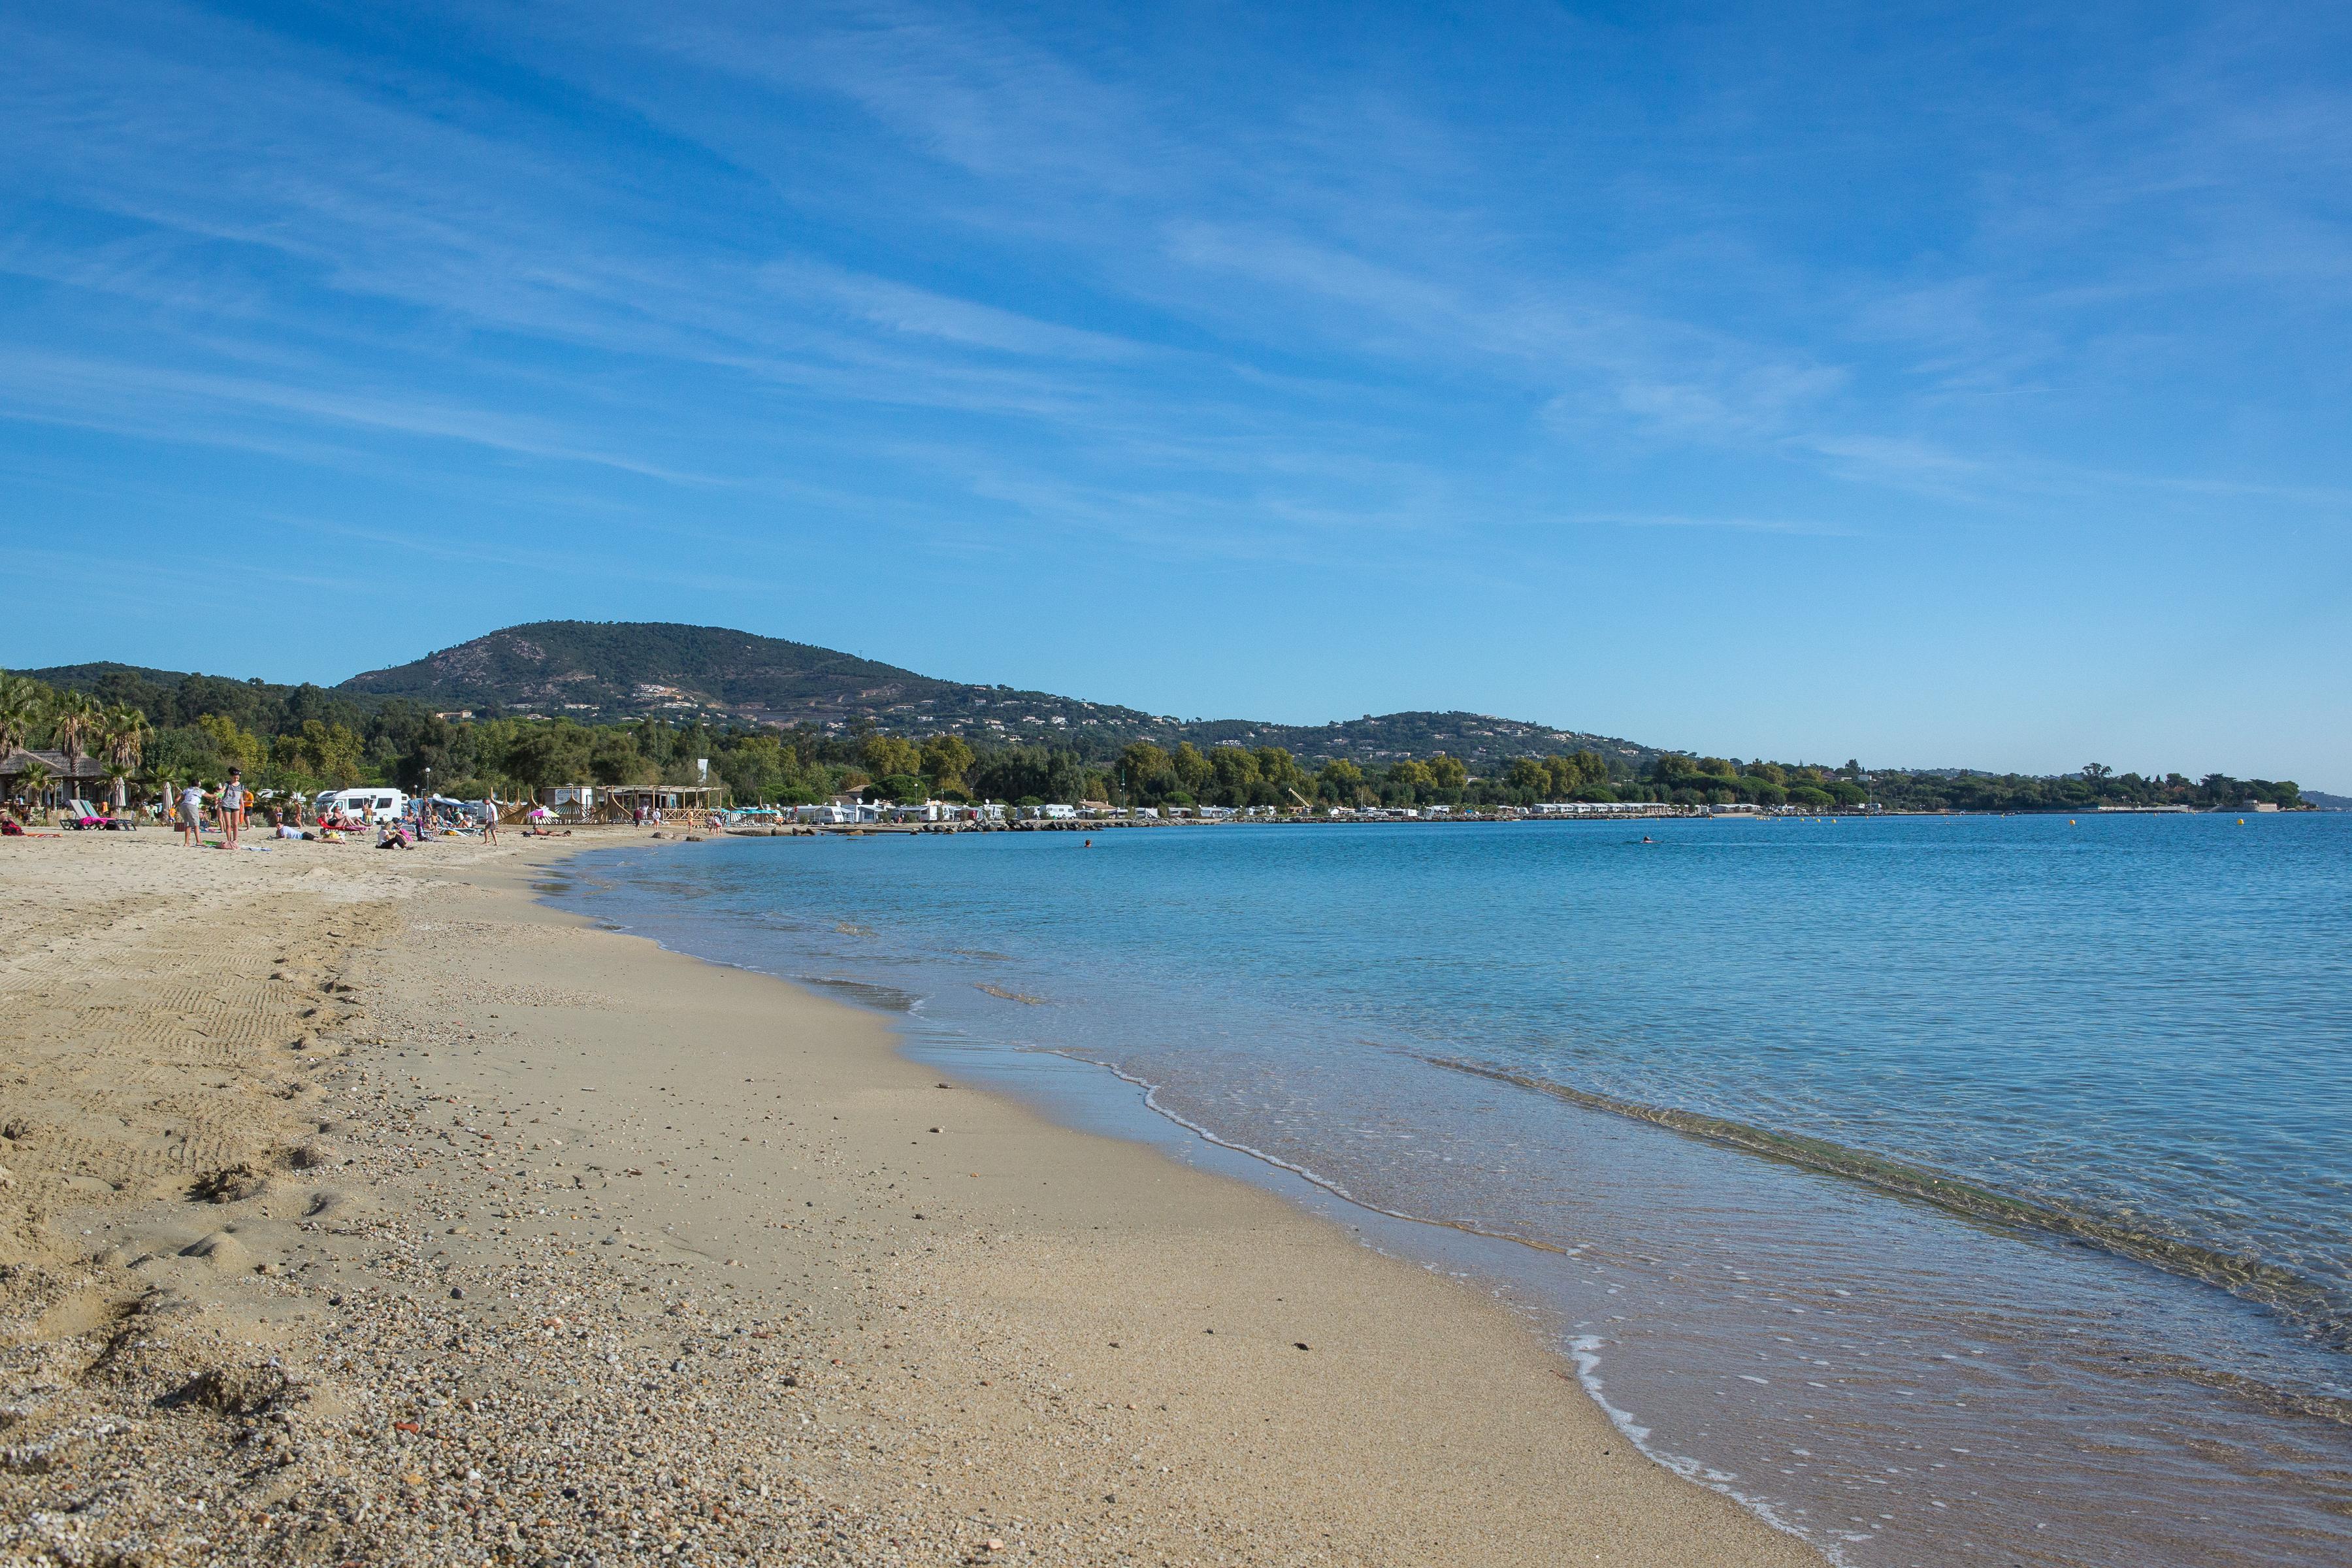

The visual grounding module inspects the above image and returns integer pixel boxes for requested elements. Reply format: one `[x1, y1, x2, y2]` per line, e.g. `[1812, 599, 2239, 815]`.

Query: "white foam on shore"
[555, 901, 1859, 1568]
[549, 855, 1913, 1566]
[1565, 1334, 1848, 1565]
[1065, 1052, 1846, 1566]
[549, 828, 2352, 1568]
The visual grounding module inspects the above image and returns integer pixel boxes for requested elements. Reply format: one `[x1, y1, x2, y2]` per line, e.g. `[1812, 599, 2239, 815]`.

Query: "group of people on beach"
[175, 770, 248, 848]
[160, 770, 502, 851]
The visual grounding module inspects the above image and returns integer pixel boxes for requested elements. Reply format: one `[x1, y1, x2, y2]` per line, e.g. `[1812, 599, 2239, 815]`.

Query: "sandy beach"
[0, 827, 1815, 1566]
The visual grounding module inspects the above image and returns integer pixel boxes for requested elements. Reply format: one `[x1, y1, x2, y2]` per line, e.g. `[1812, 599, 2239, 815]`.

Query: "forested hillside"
[35, 621, 1656, 772]
[7, 621, 2307, 815]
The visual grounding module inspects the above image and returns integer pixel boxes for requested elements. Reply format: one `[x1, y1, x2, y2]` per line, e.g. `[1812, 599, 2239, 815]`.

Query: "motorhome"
[792, 800, 886, 825]
[314, 787, 408, 824]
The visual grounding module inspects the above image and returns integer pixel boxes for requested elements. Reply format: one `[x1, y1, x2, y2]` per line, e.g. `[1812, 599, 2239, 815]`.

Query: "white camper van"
[314, 787, 408, 825]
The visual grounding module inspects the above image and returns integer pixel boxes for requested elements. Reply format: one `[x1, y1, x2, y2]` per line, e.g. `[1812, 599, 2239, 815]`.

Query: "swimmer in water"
[1641, 834, 1654, 843]
[1083, 838, 1092, 847]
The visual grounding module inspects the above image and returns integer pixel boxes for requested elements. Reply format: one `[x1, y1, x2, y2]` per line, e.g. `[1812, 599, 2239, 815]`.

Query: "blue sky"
[4, 3, 2347, 787]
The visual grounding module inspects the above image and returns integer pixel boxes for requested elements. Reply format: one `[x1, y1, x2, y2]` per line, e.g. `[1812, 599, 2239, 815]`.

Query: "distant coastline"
[3, 620, 2314, 826]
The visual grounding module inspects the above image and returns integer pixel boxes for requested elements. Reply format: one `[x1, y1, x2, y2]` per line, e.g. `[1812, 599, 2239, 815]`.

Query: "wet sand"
[0, 827, 1818, 1565]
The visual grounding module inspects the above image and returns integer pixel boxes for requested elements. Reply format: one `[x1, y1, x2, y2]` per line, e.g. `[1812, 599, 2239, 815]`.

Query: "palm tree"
[0, 674, 41, 761]
[50, 691, 98, 809]
[105, 704, 150, 773]
[99, 704, 150, 812]
[14, 757, 53, 823]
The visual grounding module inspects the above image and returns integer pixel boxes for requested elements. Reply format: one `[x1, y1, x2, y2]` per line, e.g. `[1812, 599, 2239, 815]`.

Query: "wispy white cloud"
[2, 0, 2347, 713]
[660, 0, 1158, 189]
[759, 259, 1146, 360]
[1573, 512, 1864, 538]
[0, 349, 727, 484]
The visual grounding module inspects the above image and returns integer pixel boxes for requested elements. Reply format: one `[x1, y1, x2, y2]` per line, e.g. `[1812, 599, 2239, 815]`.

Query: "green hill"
[326, 620, 1659, 770]
[12, 661, 380, 740]
[16, 660, 198, 691]
[20, 621, 1662, 770]
[338, 621, 960, 719]
[18, 624, 2315, 801]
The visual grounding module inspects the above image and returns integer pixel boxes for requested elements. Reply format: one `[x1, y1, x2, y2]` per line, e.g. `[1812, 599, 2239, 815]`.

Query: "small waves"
[1058, 1051, 1576, 1256]
[1565, 1335, 1847, 1565]
[1426, 1053, 2352, 1397]
[796, 975, 923, 1012]
[546, 821, 2352, 1568]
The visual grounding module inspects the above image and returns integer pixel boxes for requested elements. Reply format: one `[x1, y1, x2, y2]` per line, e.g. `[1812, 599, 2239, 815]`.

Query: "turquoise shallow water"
[549, 813, 2352, 1567]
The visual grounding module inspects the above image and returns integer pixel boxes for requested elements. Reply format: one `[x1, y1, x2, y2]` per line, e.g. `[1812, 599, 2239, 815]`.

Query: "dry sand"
[0, 827, 1818, 1566]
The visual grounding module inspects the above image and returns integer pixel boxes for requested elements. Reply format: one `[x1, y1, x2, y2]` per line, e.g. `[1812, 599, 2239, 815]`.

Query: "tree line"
[0, 667, 2308, 814]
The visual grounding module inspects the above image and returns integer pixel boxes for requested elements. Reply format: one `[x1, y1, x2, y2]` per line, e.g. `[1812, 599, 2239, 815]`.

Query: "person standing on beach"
[219, 769, 245, 849]
[178, 779, 206, 846]
[481, 794, 499, 845]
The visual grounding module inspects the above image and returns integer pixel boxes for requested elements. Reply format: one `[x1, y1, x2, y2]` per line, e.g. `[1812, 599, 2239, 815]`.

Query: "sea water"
[545, 813, 2352, 1567]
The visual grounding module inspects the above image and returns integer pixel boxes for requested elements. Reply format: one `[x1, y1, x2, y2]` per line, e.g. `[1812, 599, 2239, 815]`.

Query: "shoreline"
[554, 815, 2352, 1568]
[1, 829, 1816, 1565]
[1421, 1056, 2352, 1378]
[711, 803, 2319, 836]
